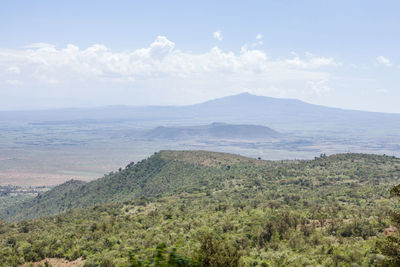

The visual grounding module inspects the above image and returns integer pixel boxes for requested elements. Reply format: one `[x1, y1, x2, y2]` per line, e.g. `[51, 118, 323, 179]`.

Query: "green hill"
[2, 150, 400, 223]
[1, 151, 400, 266]
[1, 150, 273, 221]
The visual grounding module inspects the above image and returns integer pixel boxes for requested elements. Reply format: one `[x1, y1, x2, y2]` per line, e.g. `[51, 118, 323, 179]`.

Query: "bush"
[197, 233, 242, 267]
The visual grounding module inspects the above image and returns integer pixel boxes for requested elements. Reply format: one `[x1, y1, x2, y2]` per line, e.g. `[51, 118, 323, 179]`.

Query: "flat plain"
[1, 120, 400, 186]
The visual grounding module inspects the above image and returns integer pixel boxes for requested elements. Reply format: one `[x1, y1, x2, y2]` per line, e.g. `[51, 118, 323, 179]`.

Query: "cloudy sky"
[0, 1, 399, 112]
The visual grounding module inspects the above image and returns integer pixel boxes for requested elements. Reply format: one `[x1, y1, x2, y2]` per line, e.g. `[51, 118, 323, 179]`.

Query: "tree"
[376, 184, 400, 266]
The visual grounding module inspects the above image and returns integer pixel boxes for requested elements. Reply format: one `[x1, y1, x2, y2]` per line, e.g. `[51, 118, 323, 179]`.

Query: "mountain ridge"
[2, 92, 398, 115]
[1, 92, 400, 134]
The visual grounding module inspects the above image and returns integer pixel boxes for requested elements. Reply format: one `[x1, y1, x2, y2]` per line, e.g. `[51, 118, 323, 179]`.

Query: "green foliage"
[197, 232, 242, 266]
[0, 151, 399, 266]
[129, 243, 197, 266]
[376, 183, 400, 266]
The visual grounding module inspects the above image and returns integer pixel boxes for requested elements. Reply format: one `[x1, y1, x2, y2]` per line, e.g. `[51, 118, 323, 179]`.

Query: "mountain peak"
[235, 92, 254, 96]
[195, 92, 305, 109]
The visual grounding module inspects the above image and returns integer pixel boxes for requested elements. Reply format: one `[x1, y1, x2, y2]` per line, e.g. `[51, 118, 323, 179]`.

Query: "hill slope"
[2, 150, 400, 222]
[1, 151, 400, 266]
[1, 150, 267, 221]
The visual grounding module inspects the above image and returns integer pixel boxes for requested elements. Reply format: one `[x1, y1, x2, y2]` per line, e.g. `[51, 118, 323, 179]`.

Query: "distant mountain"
[144, 122, 280, 140]
[1, 92, 400, 134]
[185, 93, 400, 133]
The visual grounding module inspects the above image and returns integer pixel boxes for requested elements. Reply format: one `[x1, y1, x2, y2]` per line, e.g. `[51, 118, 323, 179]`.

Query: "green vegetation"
[1, 150, 400, 266]
[0, 185, 51, 211]
[376, 183, 400, 266]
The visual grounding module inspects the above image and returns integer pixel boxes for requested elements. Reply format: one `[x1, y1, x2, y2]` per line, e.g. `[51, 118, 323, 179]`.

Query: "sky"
[0, 0, 399, 113]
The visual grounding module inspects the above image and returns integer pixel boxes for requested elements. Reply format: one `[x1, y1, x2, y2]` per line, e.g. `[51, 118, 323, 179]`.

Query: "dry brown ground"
[21, 258, 84, 267]
[0, 143, 154, 186]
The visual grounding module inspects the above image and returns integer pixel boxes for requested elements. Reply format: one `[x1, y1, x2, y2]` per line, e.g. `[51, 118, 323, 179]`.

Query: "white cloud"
[0, 36, 342, 107]
[285, 53, 342, 68]
[306, 80, 333, 96]
[251, 34, 264, 46]
[24, 42, 57, 52]
[213, 30, 223, 41]
[6, 66, 20, 74]
[0, 36, 338, 81]
[376, 56, 392, 66]
[33, 73, 59, 84]
[5, 79, 22, 85]
[376, 88, 388, 94]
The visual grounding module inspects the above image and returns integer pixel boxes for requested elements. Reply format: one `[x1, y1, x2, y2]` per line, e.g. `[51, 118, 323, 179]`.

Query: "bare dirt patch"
[21, 258, 84, 267]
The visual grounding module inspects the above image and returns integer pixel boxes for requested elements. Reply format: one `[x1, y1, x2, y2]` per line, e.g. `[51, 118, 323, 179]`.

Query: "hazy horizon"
[1, 91, 400, 115]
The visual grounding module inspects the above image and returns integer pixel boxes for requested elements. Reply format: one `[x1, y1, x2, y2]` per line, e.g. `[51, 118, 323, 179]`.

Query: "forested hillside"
[1, 150, 270, 221]
[1, 151, 400, 266]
